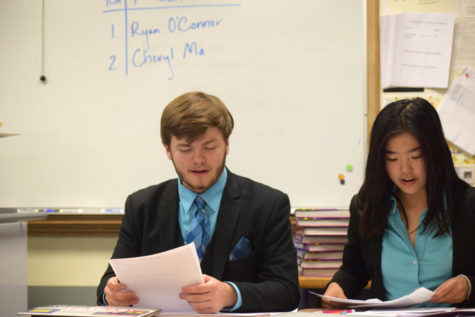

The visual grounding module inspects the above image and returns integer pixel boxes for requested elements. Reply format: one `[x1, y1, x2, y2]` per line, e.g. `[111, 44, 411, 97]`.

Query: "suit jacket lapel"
[157, 180, 184, 252]
[208, 171, 242, 279]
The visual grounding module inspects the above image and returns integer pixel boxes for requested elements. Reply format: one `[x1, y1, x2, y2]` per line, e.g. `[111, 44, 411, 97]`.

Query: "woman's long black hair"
[358, 98, 465, 238]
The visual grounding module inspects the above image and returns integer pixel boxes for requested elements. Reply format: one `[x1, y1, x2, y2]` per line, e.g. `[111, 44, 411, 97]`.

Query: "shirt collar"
[388, 195, 431, 219]
[389, 196, 397, 215]
[388, 189, 447, 216]
[178, 167, 228, 215]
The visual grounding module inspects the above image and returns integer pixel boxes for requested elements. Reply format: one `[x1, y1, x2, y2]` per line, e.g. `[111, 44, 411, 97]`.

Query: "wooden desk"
[299, 276, 330, 289]
[299, 276, 371, 290]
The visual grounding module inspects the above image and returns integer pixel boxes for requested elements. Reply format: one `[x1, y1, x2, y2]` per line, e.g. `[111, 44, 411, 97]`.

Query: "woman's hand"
[431, 276, 470, 304]
[322, 282, 347, 308]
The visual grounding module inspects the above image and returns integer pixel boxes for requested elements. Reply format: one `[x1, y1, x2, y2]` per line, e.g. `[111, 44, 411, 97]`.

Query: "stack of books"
[293, 208, 350, 277]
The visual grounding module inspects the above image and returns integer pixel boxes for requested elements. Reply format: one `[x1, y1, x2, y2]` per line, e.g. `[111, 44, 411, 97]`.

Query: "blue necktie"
[186, 196, 211, 261]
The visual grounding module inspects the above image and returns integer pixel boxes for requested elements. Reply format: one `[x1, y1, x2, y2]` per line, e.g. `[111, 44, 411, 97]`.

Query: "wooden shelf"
[27, 214, 123, 237]
[27, 215, 296, 237]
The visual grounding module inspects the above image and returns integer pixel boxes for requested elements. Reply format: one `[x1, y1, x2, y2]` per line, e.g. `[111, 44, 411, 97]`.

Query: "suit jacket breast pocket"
[223, 252, 257, 282]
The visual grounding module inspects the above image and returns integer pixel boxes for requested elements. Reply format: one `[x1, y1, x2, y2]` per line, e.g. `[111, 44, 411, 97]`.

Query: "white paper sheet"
[355, 307, 456, 316]
[381, 13, 455, 88]
[450, 0, 475, 75]
[311, 287, 434, 308]
[109, 243, 203, 313]
[437, 69, 475, 156]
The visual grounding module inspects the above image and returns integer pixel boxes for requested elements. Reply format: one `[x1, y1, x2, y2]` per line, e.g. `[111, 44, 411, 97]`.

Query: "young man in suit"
[97, 91, 299, 313]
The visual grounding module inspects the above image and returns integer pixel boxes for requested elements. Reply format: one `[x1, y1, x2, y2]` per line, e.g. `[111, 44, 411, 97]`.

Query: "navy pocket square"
[229, 237, 253, 261]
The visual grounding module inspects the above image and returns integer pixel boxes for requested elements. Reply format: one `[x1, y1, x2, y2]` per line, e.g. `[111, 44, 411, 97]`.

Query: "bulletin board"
[0, 0, 367, 208]
[380, 0, 475, 186]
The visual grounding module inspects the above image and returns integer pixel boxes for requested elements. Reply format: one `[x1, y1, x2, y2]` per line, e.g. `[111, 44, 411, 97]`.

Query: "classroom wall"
[27, 236, 117, 307]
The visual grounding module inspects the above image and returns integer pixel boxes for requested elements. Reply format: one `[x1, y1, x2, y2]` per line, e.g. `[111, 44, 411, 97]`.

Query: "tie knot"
[194, 196, 206, 210]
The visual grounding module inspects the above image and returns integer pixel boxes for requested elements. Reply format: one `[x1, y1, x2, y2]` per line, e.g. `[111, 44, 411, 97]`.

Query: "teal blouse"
[381, 197, 452, 307]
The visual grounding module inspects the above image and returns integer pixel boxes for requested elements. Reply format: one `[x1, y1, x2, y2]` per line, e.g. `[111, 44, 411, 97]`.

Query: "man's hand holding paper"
[104, 277, 139, 307]
[179, 274, 238, 314]
[108, 244, 204, 313]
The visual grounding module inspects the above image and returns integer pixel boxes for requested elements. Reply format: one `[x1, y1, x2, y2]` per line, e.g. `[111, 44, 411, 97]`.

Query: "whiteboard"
[0, 0, 366, 208]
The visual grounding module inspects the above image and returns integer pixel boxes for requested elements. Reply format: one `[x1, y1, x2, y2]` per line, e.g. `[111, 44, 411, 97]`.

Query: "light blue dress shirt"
[177, 167, 243, 311]
[381, 197, 452, 307]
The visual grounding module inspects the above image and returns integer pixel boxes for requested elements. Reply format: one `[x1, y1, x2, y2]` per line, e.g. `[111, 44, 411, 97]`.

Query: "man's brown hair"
[161, 91, 234, 146]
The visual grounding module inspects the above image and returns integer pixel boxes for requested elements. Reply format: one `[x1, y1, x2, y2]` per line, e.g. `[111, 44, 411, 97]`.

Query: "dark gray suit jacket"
[97, 170, 300, 312]
[329, 183, 475, 307]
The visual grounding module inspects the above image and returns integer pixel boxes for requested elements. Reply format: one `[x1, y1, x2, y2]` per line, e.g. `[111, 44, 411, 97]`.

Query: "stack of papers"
[312, 287, 434, 308]
[109, 243, 203, 313]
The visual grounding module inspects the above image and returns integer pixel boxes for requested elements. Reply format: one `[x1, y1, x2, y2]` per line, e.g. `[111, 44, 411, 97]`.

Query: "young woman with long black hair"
[323, 98, 475, 307]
